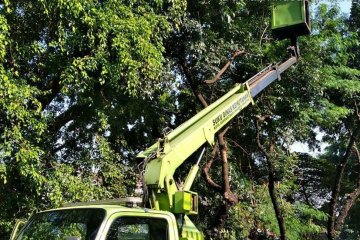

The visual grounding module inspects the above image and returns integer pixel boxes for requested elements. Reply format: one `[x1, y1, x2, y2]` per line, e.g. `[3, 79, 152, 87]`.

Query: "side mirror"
[9, 219, 27, 240]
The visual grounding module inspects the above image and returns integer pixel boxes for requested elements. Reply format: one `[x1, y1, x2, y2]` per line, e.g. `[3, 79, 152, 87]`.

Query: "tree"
[165, 2, 359, 239]
[163, 1, 332, 239]
[1, 1, 359, 239]
[0, 0, 185, 237]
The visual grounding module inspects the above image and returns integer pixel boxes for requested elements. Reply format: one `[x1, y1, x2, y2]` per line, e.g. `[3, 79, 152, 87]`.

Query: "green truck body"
[12, 203, 183, 240]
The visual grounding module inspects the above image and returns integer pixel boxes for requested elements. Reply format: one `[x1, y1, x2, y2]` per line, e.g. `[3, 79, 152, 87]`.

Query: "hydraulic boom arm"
[137, 49, 298, 214]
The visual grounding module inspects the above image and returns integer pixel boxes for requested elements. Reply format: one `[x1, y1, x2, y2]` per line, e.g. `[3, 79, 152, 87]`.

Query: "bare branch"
[218, 126, 230, 139]
[179, 63, 209, 108]
[227, 138, 250, 156]
[355, 100, 360, 121]
[260, 24, 269, 46]
[217, 126, 238, 204]
[354, 143, 360, 166]
[203, 143, 223, 191]
[334, 185, 360, 232]
[204, 50, 245, 84]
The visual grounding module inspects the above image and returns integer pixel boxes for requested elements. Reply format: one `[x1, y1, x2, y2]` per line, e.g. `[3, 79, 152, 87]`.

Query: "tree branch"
[179, 50, 241, 230]
[203, 143, 223, 191]
[204, 50, 245, 84]
[179, 62, 208, 108]
[334, 143, 360, 232]
[181, 60, 236, 202]
[227, 138, 250, 156]
[38, 78, 62, 110]
[327, 120, 360, 239]
[218, 126, 238, 204]
[48, 104, 88, 133]
[259, 24, 269, 46]
[299, 170, 313, 207]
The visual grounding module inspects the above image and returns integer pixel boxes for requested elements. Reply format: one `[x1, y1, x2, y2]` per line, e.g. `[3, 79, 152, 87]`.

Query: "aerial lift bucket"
[271, 0, 311, 40]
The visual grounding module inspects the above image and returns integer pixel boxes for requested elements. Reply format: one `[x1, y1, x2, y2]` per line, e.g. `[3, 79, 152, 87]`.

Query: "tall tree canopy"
[0, 0, 185, 236]
[0, 0, 359, 239]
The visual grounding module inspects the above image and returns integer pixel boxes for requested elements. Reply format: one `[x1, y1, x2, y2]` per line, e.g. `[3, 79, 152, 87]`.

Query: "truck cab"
[11, 198, 191, 240]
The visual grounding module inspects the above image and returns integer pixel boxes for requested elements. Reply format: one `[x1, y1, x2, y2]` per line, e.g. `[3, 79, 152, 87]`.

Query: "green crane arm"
[137, 50, 297, 212]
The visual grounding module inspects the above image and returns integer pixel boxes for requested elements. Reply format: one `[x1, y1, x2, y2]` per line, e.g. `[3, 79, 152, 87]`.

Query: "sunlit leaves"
[37, 0, 184, 96]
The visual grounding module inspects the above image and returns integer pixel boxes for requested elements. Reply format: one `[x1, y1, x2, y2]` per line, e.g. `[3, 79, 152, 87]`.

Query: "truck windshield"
[16, 208, 105, 240]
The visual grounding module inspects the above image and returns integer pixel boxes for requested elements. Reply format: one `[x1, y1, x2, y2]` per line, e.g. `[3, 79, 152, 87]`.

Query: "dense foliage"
[0, 0, 359, 239]
[0, 0, 185, 236]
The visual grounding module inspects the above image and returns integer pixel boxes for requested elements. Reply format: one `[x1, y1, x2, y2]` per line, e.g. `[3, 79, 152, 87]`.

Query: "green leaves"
[0, 0, 359, 239]
[0, 0, 185, 237]
[0, 15, 9, 62]
[39, 0, 183, 96]
[323, 66, 360, 95]
[0, 71, 46, 185]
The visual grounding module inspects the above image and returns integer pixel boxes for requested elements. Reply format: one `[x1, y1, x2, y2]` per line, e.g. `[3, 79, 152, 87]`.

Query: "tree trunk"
[267, 157, 287, 240]
[218, 127, 238, 204]
[334, 186, 360, 232]
[333, 143, 360, 233]
[256, 118, 287, 240]
[327, 123, 360, 240]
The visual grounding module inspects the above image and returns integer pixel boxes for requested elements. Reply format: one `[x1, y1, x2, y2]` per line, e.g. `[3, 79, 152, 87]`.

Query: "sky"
[312, 1, 352, 14]
[339, 1, 352, 13]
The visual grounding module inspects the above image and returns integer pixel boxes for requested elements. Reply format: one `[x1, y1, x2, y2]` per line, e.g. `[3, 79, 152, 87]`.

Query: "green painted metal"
[62, 197, 143, 208]
[183, 147, 205, 191]
[138, 84, 253, 188]
[138, 84, 253, 212]
[183, 165, 200, 191]
[271, 0, 311, 39]
[101, 206, 182, 240]
[174, 191, 198, 214]
[136, 83, 254, 238]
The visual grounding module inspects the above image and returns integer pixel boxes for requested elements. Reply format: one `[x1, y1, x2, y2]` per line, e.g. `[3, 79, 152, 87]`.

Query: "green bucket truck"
[10, 2, 311, 240]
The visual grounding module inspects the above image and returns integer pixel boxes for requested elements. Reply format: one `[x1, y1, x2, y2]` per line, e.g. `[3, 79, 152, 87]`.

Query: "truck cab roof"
[41, 197, 175, 217]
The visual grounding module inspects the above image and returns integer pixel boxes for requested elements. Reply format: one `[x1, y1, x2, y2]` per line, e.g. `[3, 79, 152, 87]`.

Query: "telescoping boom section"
[137, 50, 298, 216]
